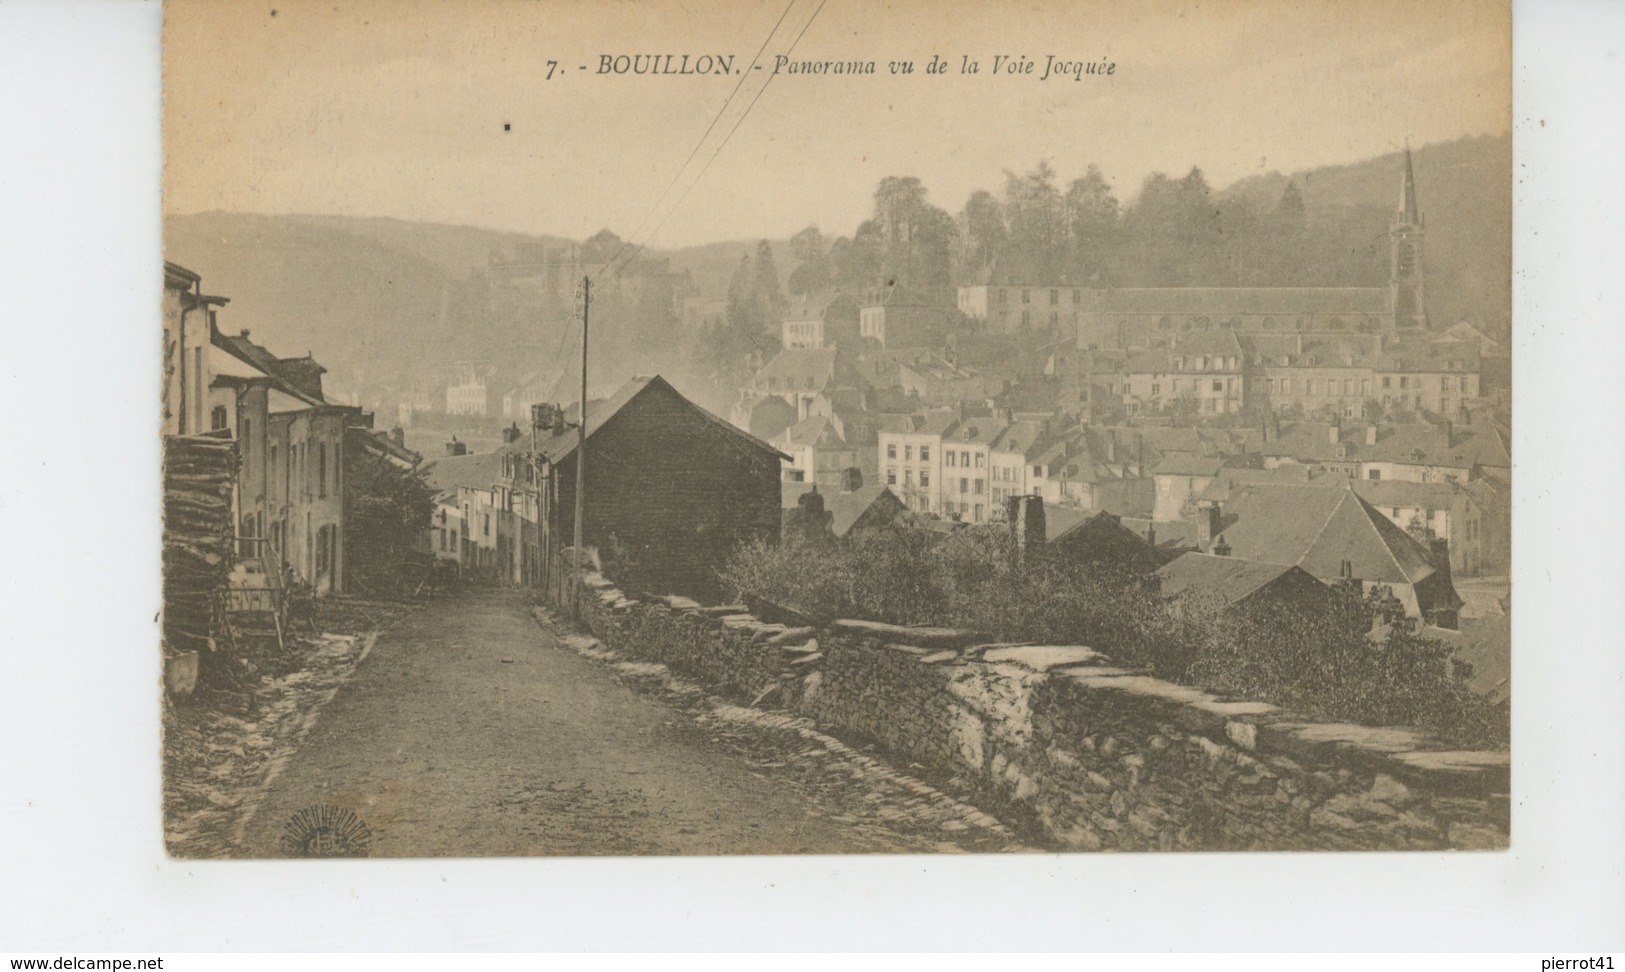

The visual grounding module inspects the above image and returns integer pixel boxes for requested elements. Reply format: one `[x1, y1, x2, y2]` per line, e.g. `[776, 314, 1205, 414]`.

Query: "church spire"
[1389, 143, 1426, 331]
[1399, 143, 1420, 222]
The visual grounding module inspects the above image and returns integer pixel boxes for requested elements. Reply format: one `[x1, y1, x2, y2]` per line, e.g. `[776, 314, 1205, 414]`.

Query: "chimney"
[389, 426, 405, 448]
[842, 467, 863, 492]
[445, 436, 467, 457]
[1195, 500, 1222, 551]
[1365, 424, 1379, 446]
[1212, 534, 1231, 557]
[502, 422, 522, 445]
[1007, 494, 1047, 564]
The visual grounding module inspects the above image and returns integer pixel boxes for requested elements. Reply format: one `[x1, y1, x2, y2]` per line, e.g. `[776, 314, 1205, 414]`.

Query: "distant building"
[940, 416, 1008, 523]
[959, 281, 1088, 334]
[446, 361, 492, 417]
[781, 482, 908, 540]
[780, 292, 861, 350]
[1121, 329, 1246, 416]
[859, 284, 951, 348]
[877, 409, 958, 515]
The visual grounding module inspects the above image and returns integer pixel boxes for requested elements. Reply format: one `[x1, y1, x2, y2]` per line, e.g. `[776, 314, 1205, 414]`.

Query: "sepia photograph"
[158, 0, 1513, 859]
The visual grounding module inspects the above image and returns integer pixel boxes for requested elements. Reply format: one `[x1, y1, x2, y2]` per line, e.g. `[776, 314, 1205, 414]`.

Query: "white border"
[2, 0, 1622, 951]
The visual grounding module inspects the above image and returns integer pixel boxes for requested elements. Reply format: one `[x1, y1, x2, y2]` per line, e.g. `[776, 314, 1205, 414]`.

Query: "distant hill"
[164, 133, 1509, 420]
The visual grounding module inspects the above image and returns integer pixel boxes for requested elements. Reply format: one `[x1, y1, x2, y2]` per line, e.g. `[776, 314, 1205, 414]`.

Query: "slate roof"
[1213, 483, 1438, 586]
[1360, 423, 1510, 469]
[1153, 456, 1224, 478]
[782, 414, 844, 448]
[420, 451, 503, 494]
[1155, 553, 1324, 604]
[756, 348, 843, 386]
[945, 418, 1007, 446]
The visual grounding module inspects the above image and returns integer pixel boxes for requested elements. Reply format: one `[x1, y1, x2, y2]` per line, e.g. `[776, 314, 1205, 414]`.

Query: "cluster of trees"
[955, 162, 1390, 290]
[342, 446, 438, 597]
[720, 527, 1505, 748]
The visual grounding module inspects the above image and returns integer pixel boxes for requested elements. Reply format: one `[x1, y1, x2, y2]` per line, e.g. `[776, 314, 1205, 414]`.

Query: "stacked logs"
[162, 434, 238, 659]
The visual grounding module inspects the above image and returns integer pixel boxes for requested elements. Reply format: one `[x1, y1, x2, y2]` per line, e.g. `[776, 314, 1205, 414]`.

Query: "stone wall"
[562, 572, 1510, 851]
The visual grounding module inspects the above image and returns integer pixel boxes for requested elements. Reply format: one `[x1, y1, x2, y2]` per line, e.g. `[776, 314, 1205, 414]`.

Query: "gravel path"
[232, 588, 1022, 857]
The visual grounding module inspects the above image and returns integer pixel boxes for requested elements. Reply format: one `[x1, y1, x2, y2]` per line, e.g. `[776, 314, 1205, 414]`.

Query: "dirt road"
[237, 589, 1018, 857]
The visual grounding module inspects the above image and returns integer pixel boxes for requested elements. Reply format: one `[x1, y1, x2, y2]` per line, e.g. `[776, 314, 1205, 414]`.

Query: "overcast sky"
[164, 0, 1509, 249]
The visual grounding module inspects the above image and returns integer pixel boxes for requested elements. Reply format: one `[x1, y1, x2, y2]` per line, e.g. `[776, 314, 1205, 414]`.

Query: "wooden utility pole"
[572, 275, 590, 619]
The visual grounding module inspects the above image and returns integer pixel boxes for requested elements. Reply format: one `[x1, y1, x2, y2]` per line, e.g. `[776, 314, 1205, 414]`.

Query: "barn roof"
[1156, 552, 1323, 604]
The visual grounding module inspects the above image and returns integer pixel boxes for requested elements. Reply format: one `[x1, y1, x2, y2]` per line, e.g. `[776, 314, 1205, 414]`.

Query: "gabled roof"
[513, 375, 790, 465]
[781, 414, 844, 448]
[210, 327, 328, 408]
[1351, 478, 1473, 510]
[1156, 552, 1326, 605]
[756, 348, 844, 386]
[991, 419, 1051, 459]
[1213, 483, 1437, 586]
[347, 425, 421, 467]
[945, 418, 1007, 446]
[781, 484, 905, 538]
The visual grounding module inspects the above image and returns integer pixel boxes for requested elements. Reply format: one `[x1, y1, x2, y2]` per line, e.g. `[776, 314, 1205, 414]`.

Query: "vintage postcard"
[160, 0, 1511, 858]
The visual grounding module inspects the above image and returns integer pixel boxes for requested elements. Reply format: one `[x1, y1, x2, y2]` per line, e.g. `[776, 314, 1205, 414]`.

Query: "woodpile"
[162, 434, 238, 659]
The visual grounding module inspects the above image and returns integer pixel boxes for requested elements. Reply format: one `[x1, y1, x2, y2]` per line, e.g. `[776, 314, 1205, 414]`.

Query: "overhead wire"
[593, 0, 804, 280]
[607, 0, 829, 283]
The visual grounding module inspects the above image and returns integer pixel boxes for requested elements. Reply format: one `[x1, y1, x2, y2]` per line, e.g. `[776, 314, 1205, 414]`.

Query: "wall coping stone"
[830, 618, 991, 648]
[981, 645, 1103, 671]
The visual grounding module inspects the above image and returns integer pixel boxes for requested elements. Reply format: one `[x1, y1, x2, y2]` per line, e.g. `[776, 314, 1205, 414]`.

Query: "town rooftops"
[1153, 456, 1224, 478]
[755, 347, 846, 390]
[1086, 286, 1391, 316]
[1360, 422, 1510, 470]
[1155, 552, 1326, 605]
[782, 414, 844, 448]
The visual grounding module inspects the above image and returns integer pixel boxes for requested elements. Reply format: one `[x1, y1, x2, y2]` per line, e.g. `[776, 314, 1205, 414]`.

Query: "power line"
[594, 0, 803, 279]
[609, 0, 829, 282]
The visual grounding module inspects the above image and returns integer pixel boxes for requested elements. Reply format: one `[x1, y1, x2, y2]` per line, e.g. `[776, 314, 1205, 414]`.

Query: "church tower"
[1389, 146, 1427, 331]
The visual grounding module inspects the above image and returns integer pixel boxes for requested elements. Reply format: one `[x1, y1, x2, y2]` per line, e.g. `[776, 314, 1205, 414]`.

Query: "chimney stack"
[502, 422, 522, 445]
[1195, 500, 1222, 551]
[1007, 494, 1047, 564]
[1212, 534, 1231, 557]
[389, 426, 406, 448]
[445, 436, 467, 457]
[842, 467, 863, 492]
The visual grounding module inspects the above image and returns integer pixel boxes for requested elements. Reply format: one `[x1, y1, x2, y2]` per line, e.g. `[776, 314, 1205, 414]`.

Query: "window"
[920, 472, 929, 488]
[317, 443, 328, 498]
[960, 477, 969, 494]
[920, 446, 930, 462]
[1212, 380, 1223, 393]
[887, 468, 897, 485]
[1022, 289, 1031, 304]
[886, 443, 897, 460]
[974, 504, 984, 522]
[974, 478, 985, 495]
[1072, 289, 1081, 304]
[1022, 311, 1031, 327]
[439, 528, 447, 551]
[904, 444, 913, 461]
[1050, 289, 1059, 305]
[1033, 465, 1043, 479]
[1368, 469, 1382, 480]
[1151, 383, 1161, 397]
[1362, 379, 1371, 395]
[210, 405, 228, 431]
[974, 453, 984, 469]
[1440, 376, 1450, 391]
[1307, 379, 1318, 396]
[960, 451, 970, 466]
[1460, 376, 1470, 393]
[904, 470, 913, 486]
[1383, 376, 1392, 389]
[1400, 376, 1410, 390]
[483, 514, 491, 536]
[945, 451, 956, 468]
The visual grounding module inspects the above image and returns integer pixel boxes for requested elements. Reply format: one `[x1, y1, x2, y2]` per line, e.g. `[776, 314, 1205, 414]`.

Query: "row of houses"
[162, 261, 419, 598]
